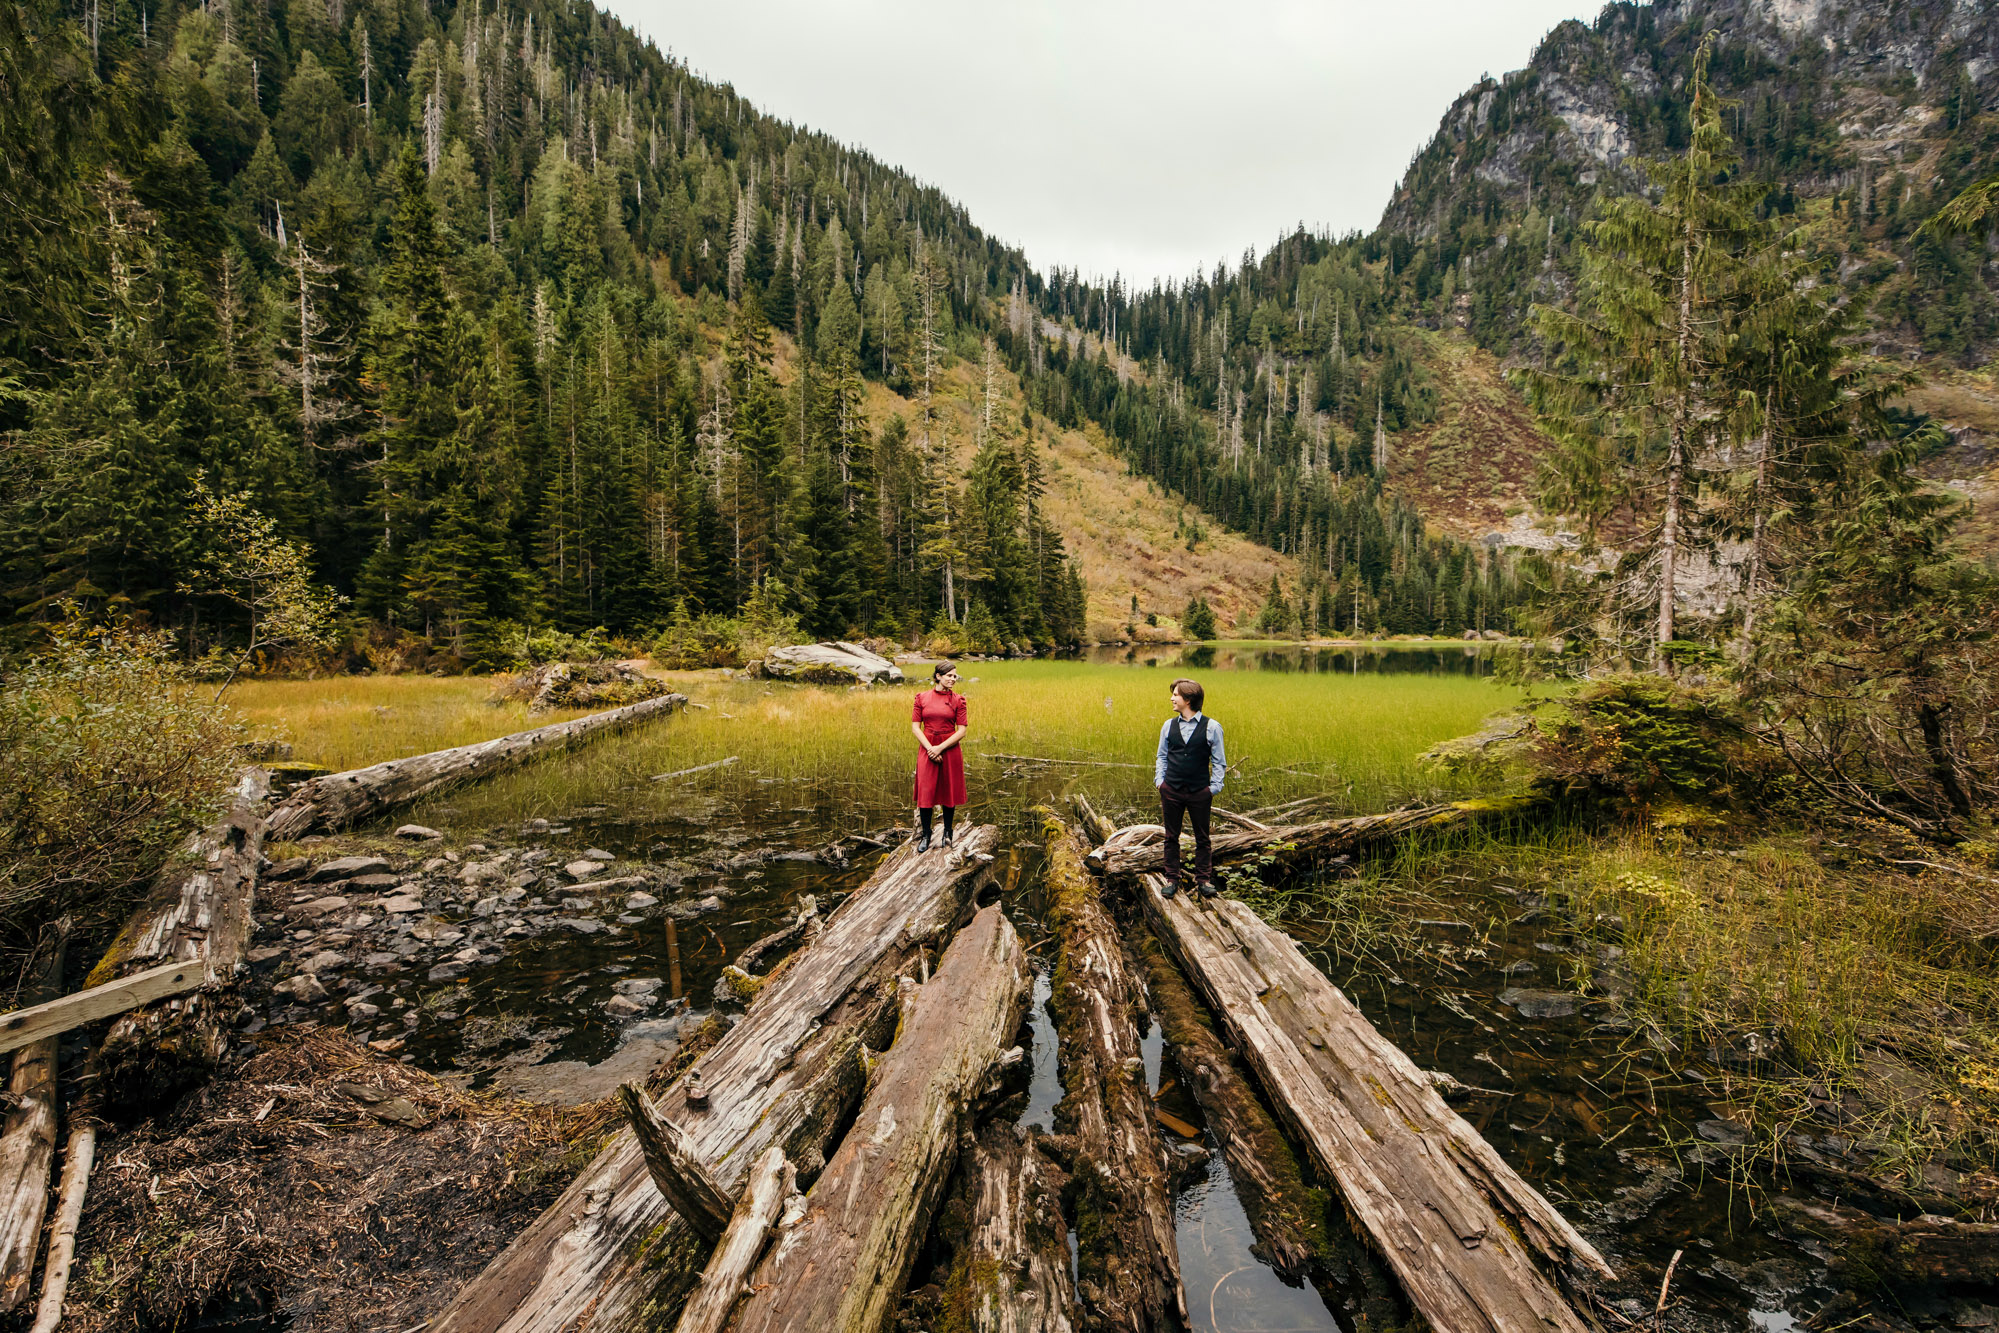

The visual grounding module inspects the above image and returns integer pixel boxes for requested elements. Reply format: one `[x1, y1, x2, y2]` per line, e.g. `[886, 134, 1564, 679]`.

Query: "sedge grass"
[227, 676, 594, 772]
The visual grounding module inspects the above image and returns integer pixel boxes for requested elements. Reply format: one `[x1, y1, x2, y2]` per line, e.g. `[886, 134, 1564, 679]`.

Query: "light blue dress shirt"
[1155, 713, 1226, 794]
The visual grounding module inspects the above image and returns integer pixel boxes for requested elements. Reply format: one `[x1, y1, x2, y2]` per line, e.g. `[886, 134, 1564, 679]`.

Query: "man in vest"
[1154, 677, 1225, 898]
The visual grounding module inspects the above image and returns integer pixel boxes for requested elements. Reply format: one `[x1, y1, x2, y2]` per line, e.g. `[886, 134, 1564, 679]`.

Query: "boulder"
[308, 856, 391, 883]
[749, 641, 904, 686]
[506, 660, 670, 713]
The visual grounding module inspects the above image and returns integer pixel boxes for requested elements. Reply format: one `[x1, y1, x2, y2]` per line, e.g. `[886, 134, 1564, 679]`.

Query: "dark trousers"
[1159, 786, 1213, 884]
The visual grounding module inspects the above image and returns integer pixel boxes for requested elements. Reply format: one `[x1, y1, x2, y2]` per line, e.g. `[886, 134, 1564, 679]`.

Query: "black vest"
[1164, 717, 1213, 792]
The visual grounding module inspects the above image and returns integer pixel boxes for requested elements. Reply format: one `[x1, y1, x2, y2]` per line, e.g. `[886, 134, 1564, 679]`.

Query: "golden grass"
[228, 677, 593, 772]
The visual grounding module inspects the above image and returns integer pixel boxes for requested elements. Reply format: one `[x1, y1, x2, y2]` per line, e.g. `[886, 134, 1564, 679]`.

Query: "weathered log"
[27, 1123, 92, 1333]
[943, 1123, 1081, 1333]
[431, 827, 1000, 1333]
[0, 960, 207, 1058]
[0, 928, 65, 1312]
[1130, 809, 1612, 1333]
[1775, 1196, 1999, 1285]
[1037, 810, 1185, 1331]
[729, 903, 1030, 1333]
[264, 692, 687, 840]
[88, 768, 269, 1113]
[671, 1147, 794, 1333]
[1087, 792, 1551, 877]
[619, 1083, 732, 1242]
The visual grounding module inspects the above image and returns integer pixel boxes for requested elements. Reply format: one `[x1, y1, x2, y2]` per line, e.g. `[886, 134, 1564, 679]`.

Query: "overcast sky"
[609, 0, 1605, 289]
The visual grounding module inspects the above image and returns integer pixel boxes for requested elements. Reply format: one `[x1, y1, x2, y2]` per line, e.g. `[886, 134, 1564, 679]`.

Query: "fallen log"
[0, 928, 66, 1312]
[27, 1122, 92, 1333]
[671, 1147, 794, 1333]
[431, 827, 1000, 1333]
[942, 1123, 1081, 1333]
[265, 692, 687, 840]
[619, 1084, 731, 1242]
[730, 903, 1030, 1333]
[0, 961, 207, 1058]
[1087, 792, 1551, 878]
[1775, 1197, 1999, 1286]
[1037, 810, 1185, 1331]
[87, 768, 269, 1114]
[1123, 800, 1611, 1333]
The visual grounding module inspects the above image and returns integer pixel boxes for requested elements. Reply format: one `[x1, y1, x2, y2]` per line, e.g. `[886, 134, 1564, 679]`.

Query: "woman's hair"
[1171, 677, 1204, 712]
[932, 660, 958, 682]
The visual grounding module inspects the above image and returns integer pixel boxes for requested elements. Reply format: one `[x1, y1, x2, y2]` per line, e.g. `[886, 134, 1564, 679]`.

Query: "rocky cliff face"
[1380, 0, 1999, 362]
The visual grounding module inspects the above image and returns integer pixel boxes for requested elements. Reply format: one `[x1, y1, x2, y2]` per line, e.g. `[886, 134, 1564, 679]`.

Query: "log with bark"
[729, 902, 1030, 1333]
[1037, 810, 1185, 1331]
[264, 692, 687, 840]
[1086, 792, 1550, 878]
[85, 768, 269, 1115]
[0, 928, 65, 1312]
[940, 1122, 1081, 1333]
[430, 827, 1000, 1333]
[1775, 1197, 1999, 1286]
[671, 1147, 795, 1333]
[1119, 796, 1612, 1333]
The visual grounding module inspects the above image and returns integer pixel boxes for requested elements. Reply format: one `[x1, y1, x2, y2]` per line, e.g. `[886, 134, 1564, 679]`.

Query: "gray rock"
[555, 917, 605, 935]
[1696, 1118, 1751, 1146]
[565, 860, 604, 879]
[427, 962, 468, 982]
[346, 1001, 381, 1019]
[697, 895, 722, 914]
[562, 897, 595, 910]
[348, 873, 403, 891]
[500, 887, 528, 902]
[472, 896, 501, 918]
[625, 892, 659, 910]
[274, 973, 327, 1001]
[752, 641, 904, 686]
[616, 914, 645, 924]
[303, 950, 349, 973]
[309, 856, 391, 883]
[1498, 987, 1581, 1019]
[247, 947, 286, 964]
[298, 895, 352, 917]
[363, 952, 403, 969]
[380, 895, 424, 914]
[421, 857, 450, 875]
[604, 994, 648, 1017]
[583, 848, 615, 861]
[613, 977, 664, 997]
[265, 857, 311, 881]
[395, 824, 444, 841]
[526, 818, 550, 832]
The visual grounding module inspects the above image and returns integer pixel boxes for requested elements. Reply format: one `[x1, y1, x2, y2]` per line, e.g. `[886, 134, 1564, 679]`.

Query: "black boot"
[916, 809, 933, 852]
[940, 807, 955, 848]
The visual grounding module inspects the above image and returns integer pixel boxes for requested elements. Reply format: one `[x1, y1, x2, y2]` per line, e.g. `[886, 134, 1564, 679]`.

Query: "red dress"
[912, 687, 969, 807]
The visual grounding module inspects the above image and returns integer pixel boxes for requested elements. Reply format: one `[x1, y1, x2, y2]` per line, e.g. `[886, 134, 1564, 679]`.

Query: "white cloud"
[610, 0, 1602, 287]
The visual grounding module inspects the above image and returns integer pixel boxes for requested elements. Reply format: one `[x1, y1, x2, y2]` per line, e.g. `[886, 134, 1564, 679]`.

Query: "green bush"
[0, 623, 244, 956]
[1530, 676, 1767, 806]
[652, 601, 746, 670]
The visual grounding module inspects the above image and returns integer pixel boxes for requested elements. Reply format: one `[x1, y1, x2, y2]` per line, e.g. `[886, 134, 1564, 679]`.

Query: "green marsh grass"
[408, 660, 1523, 831]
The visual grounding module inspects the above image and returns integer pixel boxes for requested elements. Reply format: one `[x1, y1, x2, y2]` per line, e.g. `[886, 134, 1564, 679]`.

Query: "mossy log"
[941, 1123, 1081, 1333]
[1121, 798, 1611, 1333]
[87, 768, 270, 1115]
[430, 828, 999, 1333]
[729, 903, 1030, 1333]
[1776, 1197, 1999, 1285]
[264, 693, 686, 841]
[1037, 810, 1185, 1331]
[1086, 793, 1551, 878]
[671, 1147, 794, 1333]
[0, 931, 65, 1312]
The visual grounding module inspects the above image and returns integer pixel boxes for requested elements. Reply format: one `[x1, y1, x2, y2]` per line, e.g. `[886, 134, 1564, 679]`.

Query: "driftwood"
[619, 1084, 731, 1242]
[945, 1123, 1080, 1333]
[0, 930, 65, 1312]
[431, 827, 1000, 1333]
[672, 1147, 794, 1333]
[87, 768, 269, 1112]
[1087, 793, 1551, 877]
[1037, 811, 1185, 1330]
[730, 903, 1030, 1333]
[265, 692, 687, 840]
[0, 961, 207, 1058]
[1125, 803, 1611, 1333]
[1776, 1197, 1999, 1285]
[28, 1123, 92, 1333]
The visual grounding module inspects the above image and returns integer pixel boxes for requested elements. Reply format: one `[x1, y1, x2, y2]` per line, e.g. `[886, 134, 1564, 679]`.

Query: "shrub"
[0, 623, 244, 957]
[652, 602, 745, 670]
[1529, 676, 1770, 807]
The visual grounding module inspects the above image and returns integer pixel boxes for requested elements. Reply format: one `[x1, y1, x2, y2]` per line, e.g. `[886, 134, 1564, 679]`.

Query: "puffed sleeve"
[954, 694, 968, 726]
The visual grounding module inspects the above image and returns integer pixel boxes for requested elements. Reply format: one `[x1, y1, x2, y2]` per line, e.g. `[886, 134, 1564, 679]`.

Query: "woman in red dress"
[910, 660, 968, 851]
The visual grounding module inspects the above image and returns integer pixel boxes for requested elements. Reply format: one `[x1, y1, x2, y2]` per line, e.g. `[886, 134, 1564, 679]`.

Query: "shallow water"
[259, 653, 1907, 1332]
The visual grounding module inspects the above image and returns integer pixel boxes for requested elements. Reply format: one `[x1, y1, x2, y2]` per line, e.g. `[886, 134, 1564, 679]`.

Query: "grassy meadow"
[233, 655, 1524, 832]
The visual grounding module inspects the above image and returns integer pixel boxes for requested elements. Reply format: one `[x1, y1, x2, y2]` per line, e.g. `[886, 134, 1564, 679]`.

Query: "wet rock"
[309, 856, 391, 883]
[472, 896, 501, 917]
[1501, 959, 1536, 977]
[421, 857, 450, 875]
[604, 994, 649, 1018]
[427, 962, 467, 982]
[1498, 987, 1581, 1019]
[298, 895, 352, 917]
[589, 876, 649, 894]
[363, 952, 403, 970]
[555, 918, 604, 935]
[616, 914, 645, 924]
[697, 895, 722, 913]
[613, 977, 664, 997]
[526, 818, 550, 832]
[625, 892, 658, 910]
[303, 950, 349, 973]
[565, 860, 604, 879]
[1697, 1118, 1751, 1146]
[346, 1000, 381, 1020]
[561, 897, 595, 910]
[396, 824, 444, 841]
[247, 947, 286, 965]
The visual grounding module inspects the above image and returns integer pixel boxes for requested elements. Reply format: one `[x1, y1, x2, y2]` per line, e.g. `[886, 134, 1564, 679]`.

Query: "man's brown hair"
[1171, 678, 1204, 712]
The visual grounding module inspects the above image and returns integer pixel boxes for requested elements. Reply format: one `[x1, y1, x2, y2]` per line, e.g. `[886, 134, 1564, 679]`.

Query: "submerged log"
[1130, 809, 1612, 1333]
[730, 903, 1030, 1333]
[672, 1147, 794, 1333]
[0, 929, 66, 1312]
[944, 1123, 1081, 1333]
[88, 768, 269, 1113]
[1088, 792, 1551, 878]
[1775, 1197, 1999, 1285]
[265, 692, 687, 841]
[1037, 810, 1185, 1331]
[431, 827, 1000, 1333]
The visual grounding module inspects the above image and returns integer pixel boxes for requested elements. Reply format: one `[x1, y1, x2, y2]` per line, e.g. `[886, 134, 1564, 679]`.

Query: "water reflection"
[1084, 642, 1510, 677]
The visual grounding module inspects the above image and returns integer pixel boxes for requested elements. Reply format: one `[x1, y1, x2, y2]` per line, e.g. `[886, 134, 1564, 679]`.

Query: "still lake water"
[279, 648, 1853, 1331]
